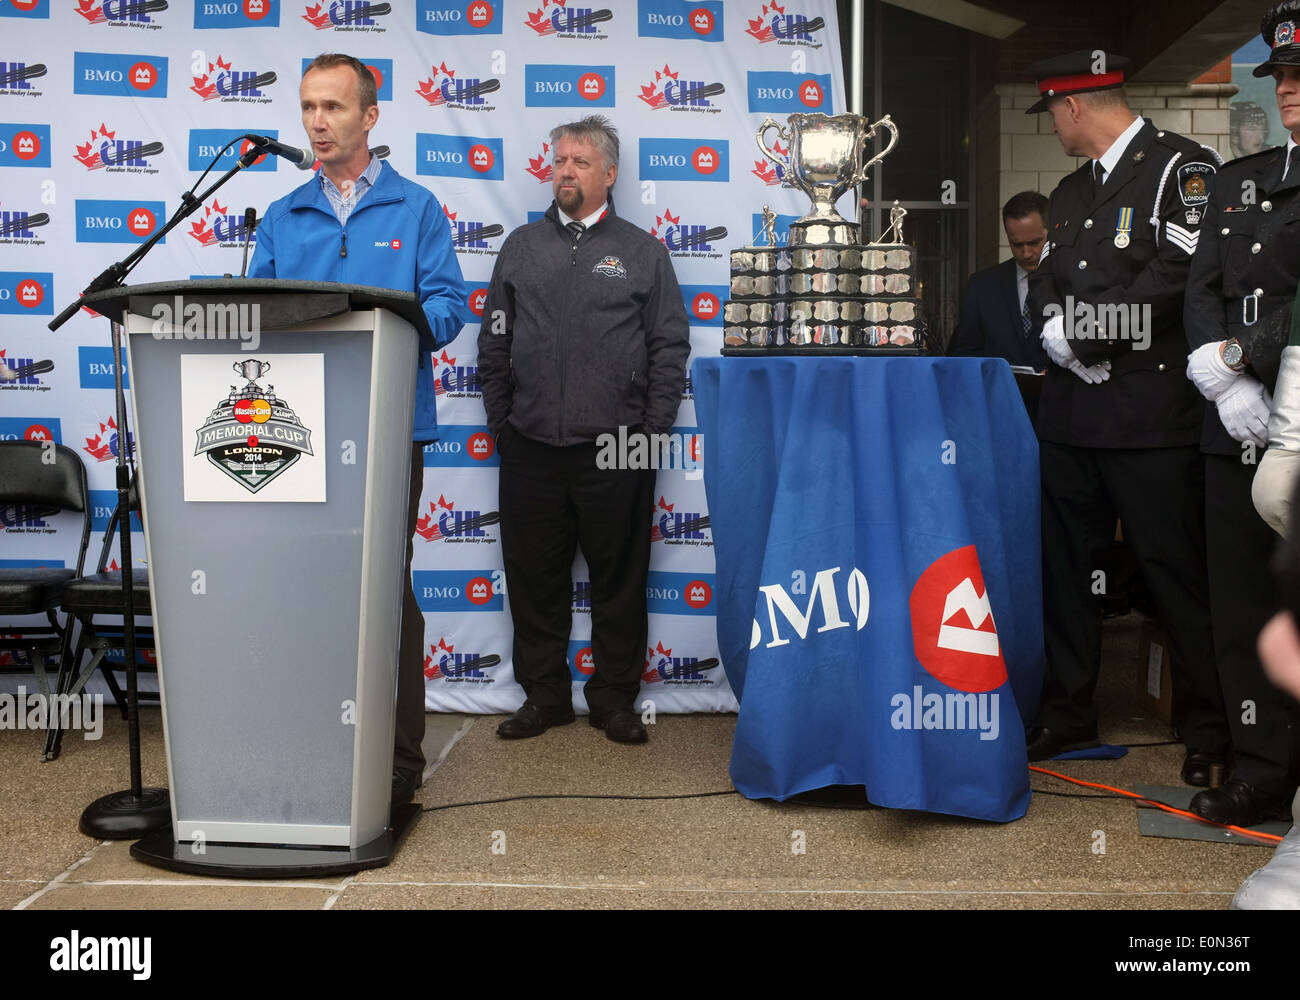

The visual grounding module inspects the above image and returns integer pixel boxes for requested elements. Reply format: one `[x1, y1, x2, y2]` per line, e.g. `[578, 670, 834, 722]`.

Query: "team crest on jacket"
[592, 255, 626, 278]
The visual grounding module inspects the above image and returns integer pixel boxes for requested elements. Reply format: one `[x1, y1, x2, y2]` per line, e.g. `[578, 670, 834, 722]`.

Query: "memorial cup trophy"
[723, 112, 928, 353]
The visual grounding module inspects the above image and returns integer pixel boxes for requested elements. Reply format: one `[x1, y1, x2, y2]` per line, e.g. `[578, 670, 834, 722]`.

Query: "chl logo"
[303, 1, 388, 29]
[746, 2, 821, 44]
[909, 545, 1007, 693]
[638, 64, 721, 111]
[77, 0, 163, 24]
[526, 1, 609, 36]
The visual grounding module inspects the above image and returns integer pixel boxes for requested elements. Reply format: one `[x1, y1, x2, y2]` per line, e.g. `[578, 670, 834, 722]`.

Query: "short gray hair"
[549, 115, 619, 170]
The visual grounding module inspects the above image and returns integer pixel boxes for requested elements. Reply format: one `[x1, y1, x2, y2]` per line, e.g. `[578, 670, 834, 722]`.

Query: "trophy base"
[789, 219, 859, 247]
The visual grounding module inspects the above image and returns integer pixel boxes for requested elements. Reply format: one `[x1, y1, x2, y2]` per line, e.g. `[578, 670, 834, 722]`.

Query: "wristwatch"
[1222, 338, 1247, 373]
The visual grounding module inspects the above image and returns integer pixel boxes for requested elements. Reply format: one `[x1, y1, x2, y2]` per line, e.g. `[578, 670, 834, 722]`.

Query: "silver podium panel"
[125, 307, 416, 849]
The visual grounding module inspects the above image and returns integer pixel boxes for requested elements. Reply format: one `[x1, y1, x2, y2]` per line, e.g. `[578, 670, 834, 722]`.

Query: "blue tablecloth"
[693, 356, 1043, 822]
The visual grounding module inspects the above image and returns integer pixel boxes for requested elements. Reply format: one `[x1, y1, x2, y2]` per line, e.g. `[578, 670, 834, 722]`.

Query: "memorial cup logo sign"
[180, 354, 326, 502]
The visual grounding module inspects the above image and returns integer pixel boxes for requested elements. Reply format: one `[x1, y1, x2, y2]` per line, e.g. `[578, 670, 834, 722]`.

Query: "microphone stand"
[48, 142, 267, 839]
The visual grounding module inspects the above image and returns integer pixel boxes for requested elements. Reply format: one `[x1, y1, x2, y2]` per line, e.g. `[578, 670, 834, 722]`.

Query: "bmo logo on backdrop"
[640, 137, 730, 182]
[75, 200, 164, 244]
[638, 0, 722, 41]
[0, 273, 52, 315]
[418, 0, 498, 34]
[0, 124, 50, 167]
[194, 0, 280, 28]
[73, 52, 167, 98]
[747, 71, 832, 113]
[524, 65, 615, 108]
[416, 133, 503, 181]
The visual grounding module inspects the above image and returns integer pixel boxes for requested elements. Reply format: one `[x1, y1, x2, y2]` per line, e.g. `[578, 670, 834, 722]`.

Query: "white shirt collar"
[557, 202, 608, 230]
[1096, 116, 1145, 183]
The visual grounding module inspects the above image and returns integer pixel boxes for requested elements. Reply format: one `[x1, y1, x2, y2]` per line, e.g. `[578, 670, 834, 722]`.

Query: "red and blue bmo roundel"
[0, 273, 51, 314]
[417, 0, 499, 34]
[0, 124, 50, 167]
[568, 641, 596, 680]
[640, 138, 730, 182]
[679, 285, 726, 327]
[416, 133, 504, 181]
[909, 545, 1008, 694]
[0, 417, 61, 442]
[646, 571, 715, 615]
[194, 0, 280, 28]
[73, 52, 167, 98]
[524, 64, 615, 107]
[0, 0, 48, 18]
[422, 425, 499, 467]
[746, 71, 832, 113]
[413, 571, 504, 613]
[638, 0, 722, 40]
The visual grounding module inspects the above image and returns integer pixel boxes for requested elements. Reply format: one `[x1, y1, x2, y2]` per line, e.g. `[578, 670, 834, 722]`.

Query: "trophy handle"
[856, 115, 899, 184]
[756, 117, 797, 190]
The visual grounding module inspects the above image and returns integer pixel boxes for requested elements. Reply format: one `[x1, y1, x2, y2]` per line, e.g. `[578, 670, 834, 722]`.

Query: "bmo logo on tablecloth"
[750, 566, 869, 649]
[909, 545, 1006, 693]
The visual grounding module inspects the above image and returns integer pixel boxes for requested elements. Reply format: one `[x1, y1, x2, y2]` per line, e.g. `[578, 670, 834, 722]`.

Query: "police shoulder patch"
[1178, 162, 1215, 206]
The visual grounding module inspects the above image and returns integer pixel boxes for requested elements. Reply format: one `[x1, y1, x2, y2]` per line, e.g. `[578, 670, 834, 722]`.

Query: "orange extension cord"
[1030, 765, 1285, 845]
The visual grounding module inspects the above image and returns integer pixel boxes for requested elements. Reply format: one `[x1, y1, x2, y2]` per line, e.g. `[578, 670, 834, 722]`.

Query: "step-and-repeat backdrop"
[0, 0, 844, 713]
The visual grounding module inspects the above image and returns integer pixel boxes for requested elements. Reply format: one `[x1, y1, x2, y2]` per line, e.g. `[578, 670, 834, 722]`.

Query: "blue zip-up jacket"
[248, 161, 469, 441]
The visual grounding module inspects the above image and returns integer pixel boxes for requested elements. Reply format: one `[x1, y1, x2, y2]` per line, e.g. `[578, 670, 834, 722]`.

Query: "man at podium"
[248, 53, 469, 808]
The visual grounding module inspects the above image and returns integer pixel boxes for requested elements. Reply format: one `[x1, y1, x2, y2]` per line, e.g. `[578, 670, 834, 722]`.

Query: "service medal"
[1114, 206, 1133, 250]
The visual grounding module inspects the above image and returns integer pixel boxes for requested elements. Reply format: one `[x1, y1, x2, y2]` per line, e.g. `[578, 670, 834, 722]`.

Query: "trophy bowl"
[756, 112, 899, 246]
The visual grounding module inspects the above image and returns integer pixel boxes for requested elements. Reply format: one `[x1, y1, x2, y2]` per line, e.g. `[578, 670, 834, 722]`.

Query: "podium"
[81, 280, 430, 876]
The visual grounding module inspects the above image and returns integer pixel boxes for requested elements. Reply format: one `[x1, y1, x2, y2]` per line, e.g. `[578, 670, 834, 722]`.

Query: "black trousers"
[394, 441, 427, 774]
[497, 426, 655, 717]
[1038, 442, 1227, 751]
[1205, 453, 1300, 795]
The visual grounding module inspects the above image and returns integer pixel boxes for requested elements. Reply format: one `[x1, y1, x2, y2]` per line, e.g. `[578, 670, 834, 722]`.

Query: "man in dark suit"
[948, 191, 1051, 372]
[1182, 0, 1300, 826]
[1022, 51, 1230, 778]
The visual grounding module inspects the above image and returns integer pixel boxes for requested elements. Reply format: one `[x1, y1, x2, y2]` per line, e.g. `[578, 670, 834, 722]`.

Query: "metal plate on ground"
[1134, 784, 1289, 846]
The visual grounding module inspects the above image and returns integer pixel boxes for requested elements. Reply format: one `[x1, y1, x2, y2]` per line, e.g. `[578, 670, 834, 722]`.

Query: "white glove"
[1215, 376, 1272, 446]
[1187, 340, 1240, 401]
[1040, 315, 1078, 368]
[1067, 359, 1111, 384]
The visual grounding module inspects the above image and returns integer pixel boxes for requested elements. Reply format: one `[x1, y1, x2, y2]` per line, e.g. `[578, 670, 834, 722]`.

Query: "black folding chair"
[0, 441, 92, 741]
[48, 478, 155, 761]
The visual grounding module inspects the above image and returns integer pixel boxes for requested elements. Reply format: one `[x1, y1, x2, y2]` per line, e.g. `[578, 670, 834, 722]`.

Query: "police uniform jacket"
[1184, 145, 1300, 455]
[1027, 120, 1220, 448]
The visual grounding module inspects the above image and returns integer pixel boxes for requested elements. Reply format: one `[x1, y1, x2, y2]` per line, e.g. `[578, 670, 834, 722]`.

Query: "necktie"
[1022, 299, 1032, 337]
[566, 220, 586, 243]
[1091, 160, 1103, 197]
[1284, 146, 1299, 185]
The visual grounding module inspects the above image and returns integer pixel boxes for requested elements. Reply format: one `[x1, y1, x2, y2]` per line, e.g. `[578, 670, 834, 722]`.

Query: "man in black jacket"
[1023, 51, 1230, 777]
[1183, 0, 1300, 826]
[477, 115, 690, 744]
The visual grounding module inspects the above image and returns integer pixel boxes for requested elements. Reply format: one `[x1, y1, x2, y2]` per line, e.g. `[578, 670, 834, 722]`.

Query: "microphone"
[246, 134, 314, 170]
[240, 208, 257, 278]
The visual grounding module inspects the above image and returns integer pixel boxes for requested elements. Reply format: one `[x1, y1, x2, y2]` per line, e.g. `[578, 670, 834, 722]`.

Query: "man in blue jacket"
[249, 53, 469, 807]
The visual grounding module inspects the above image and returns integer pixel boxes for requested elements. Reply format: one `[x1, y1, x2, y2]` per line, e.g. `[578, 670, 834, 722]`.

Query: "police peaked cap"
[1025, 50, 1132, 114]
[1254, 0, 1300, 76]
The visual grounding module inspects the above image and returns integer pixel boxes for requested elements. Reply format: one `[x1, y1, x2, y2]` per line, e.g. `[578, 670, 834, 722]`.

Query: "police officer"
[1023, 51, 1230, 776]
[1183, 0, 1300, 827]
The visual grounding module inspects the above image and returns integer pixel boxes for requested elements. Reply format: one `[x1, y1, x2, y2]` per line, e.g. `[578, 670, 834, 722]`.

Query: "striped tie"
[566, 220, 586, 243]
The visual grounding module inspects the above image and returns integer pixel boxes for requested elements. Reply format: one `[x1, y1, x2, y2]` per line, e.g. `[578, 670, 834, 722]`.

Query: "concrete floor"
[1, 615, 1281, 910]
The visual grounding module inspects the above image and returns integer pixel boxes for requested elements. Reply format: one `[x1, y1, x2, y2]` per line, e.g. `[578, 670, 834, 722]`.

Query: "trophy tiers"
[722, 242, 927, 354]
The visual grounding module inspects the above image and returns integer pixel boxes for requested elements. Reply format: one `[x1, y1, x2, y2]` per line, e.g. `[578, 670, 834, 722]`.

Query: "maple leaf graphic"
[525, 142, 553, 182]
[416, 78, 446, 106]
[302, 4, 332, 29]
[76, 0, 106, 24]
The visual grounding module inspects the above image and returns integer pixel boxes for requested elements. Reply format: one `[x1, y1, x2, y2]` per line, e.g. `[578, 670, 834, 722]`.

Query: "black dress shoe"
[1025, 727, 1100, 762]
[1181, 750, 1230, 788]
[590, 708, 648, 744]
[496, 702, 575, 739]
[392, 766, 421, 806]
[1189, 780, 1291, 827]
